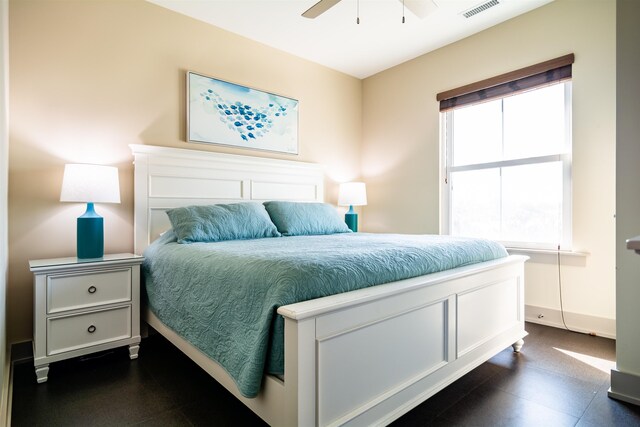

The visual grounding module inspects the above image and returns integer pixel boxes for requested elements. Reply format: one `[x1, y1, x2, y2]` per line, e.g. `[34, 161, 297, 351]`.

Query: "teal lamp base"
[77, 203, 104, 259]
[345, 205, 358, 232]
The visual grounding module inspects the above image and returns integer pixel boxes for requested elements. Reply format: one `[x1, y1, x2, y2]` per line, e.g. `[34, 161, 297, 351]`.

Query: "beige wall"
[7, 0, 362, 343]
[7, 0, 619, 344]
[362, 0, 616, 335]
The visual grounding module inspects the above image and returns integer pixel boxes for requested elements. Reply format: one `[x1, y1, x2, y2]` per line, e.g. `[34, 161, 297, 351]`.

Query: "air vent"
[463, 0, 499, 18]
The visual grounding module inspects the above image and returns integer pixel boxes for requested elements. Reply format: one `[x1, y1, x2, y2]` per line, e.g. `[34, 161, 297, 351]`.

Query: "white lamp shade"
[60, 164, 121, 203]
[338, 182, 367, 206]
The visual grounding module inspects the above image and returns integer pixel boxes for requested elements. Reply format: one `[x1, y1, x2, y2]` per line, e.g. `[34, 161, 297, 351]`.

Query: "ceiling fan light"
[401, 0, 439, 20]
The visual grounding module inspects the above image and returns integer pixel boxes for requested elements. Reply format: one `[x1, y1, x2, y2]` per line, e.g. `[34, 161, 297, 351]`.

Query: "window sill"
[506, 247, 589, 258]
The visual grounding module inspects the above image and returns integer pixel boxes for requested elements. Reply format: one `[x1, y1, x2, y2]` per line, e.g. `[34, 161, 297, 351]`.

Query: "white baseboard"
[525, 304, 616, 339]
[609, 369, 640, 406]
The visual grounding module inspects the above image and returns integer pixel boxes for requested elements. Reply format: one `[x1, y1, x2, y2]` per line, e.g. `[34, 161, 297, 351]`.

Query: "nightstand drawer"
[47, 306, 132, 356]
[47, 268, 132, 314]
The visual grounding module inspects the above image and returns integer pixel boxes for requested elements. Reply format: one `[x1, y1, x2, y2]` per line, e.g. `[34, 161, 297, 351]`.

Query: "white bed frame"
[131, 144, 528, 426]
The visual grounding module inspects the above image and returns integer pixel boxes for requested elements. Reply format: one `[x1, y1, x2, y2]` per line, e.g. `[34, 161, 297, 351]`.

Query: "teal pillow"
[263, 201, 351, 236]
[166, 203, 281, 244]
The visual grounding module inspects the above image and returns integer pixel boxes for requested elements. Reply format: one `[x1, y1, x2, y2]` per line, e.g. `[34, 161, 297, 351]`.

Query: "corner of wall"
[1, 0, 10, 421]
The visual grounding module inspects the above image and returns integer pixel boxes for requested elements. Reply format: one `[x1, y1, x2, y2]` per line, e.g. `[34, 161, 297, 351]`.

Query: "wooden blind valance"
[437, 53, 575, 112]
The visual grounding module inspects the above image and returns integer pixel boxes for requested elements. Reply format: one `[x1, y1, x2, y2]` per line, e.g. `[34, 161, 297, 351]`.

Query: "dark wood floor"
[11, 322, 640, 426]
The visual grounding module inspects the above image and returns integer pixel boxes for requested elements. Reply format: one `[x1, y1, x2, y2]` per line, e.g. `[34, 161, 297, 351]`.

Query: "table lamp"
[60, 164, 121, 259]
[338, 182, 367, 232]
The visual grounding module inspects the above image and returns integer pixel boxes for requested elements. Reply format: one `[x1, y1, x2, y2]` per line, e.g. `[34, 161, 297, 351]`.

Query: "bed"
[131, 144, 527, 426]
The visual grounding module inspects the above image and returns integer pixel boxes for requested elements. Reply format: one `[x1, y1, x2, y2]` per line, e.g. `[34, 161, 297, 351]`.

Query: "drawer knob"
[87, 325, 96, 333]
[88, 286, 97, 294]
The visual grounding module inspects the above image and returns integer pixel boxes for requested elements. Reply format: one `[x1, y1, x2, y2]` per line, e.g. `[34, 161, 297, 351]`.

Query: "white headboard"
[131, 144, 324, 254]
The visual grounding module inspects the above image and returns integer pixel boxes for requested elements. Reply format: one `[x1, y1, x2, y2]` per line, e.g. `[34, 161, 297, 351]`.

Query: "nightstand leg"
[512, 339, 525, 353]
[129, 344, 140, 360]
[35, 364, 49, 383]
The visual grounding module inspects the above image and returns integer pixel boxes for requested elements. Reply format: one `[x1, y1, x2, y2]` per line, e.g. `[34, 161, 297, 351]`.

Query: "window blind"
[437, 53, 574, 112]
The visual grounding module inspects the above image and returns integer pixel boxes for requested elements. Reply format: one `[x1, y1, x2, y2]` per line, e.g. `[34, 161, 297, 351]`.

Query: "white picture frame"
[187, 71, 299, 155]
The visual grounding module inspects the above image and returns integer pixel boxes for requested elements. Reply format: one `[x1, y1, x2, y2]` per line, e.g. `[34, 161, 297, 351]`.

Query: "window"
[439, 56, 573, 250]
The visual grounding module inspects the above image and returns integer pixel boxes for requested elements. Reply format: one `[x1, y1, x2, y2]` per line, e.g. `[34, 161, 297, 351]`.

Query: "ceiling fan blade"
[302, 0, 342, 19]
[400, 0, 439, 19]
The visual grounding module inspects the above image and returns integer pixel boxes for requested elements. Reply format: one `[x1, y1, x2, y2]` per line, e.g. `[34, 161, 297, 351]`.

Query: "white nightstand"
[29, 253, 144, 383]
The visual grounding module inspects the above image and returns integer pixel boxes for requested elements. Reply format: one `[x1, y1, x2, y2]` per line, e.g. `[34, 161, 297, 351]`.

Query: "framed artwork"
[187, 71, 299, 154]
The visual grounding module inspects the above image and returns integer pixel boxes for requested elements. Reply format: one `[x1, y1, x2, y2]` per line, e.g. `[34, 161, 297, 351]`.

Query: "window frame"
[440, 82, 573, 251]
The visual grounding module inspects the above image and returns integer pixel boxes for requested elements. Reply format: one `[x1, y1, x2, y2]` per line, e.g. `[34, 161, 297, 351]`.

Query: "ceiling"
[148, 0, 554, 79]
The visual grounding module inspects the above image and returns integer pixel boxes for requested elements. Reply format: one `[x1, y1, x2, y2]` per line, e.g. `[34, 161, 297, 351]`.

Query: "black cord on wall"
[557, 245, 594, 336]
[557, 244, 573, 332]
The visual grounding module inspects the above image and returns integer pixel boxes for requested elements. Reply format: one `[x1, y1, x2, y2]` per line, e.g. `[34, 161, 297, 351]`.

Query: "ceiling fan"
[302, 0, 437, 19]
[302, 0, 341, 18]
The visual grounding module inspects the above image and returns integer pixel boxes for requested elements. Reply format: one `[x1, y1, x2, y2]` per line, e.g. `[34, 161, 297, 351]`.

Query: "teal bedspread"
[143, 232, 507, 398]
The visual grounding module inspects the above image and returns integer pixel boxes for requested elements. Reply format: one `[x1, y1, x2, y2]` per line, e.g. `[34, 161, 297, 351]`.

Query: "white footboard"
[277, 255, 527, 426]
